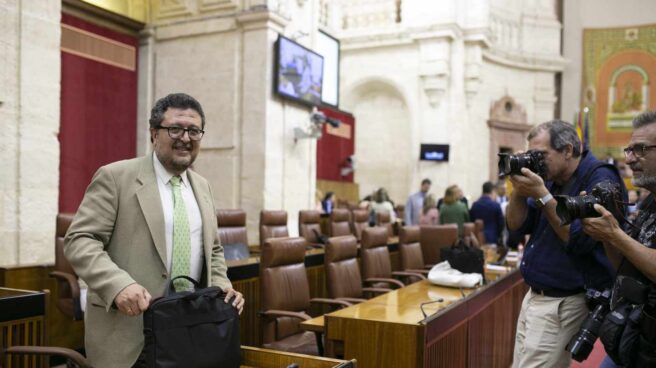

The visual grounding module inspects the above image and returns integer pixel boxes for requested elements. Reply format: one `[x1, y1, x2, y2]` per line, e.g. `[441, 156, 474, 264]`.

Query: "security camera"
[310, 107, 340, 128]
[294, 107, 341, 141]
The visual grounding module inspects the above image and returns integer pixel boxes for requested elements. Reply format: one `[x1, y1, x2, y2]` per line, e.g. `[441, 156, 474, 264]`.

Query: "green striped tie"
[170, 176, 191, 291]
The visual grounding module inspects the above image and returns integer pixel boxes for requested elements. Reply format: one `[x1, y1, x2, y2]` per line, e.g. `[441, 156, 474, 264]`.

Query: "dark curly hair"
[149, 93, 206, 129]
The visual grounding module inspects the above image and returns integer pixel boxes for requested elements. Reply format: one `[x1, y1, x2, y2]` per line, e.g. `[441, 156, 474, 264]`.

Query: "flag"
[583, 107, 590, 150]
[575, 110, 583, 142]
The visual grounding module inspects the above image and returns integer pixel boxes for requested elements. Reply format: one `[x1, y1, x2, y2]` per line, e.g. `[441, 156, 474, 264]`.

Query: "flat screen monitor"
[316, 31, 340, 107]
[274, 35, 324, 106]
[419, 144, 450, 162]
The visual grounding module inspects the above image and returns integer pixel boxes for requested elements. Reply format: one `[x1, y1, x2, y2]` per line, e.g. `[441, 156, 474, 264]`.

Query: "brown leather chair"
[298, 210, 323, 246]
[216, 209, 250, 260]
[259, 210, 289, 247]
[4, 346, 91, 367]
[329, 209, 351, 237]
[50, 213, 83, 321]
[350, 209, 369, 241]
[420, 224, 458, 266]
[360, 228, 423, 288]
[398, 226, 430, 281]
[260, 237, 349, 355]
[325, 235, 391, 303]
[474, 219, 486, 245]
[376, 211, 394, 237]
[463, 222, 480, 247]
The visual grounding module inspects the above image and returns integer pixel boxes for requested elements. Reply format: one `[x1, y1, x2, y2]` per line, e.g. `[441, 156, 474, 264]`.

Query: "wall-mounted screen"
[316, 31, 340, 107]
[274, 35, 324, 106]
[419, 144, 450, 162]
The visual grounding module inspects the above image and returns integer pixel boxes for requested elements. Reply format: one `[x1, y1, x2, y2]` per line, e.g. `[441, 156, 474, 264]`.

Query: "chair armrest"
[364, 277, 405, 289]
[5, 346, 91, 367]
[336, 297, 367, 304]
[259, 309, 312, 321]
[49, 271, 81, 298]
[392, 271, 427, 280]
[362, 287, 392, 296]
[404, 269, 430, 275]
[310, 298, 352, 309]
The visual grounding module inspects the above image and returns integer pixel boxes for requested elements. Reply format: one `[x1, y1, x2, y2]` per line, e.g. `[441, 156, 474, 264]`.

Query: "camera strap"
[578, 161, 623, 196]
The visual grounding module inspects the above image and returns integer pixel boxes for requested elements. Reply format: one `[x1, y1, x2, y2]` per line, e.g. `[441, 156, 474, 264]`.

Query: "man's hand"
[114, 283, 152, 316]
[508, 168, 549, 199]
[581, 204, 623, 242]
[223, 287, 245, 315]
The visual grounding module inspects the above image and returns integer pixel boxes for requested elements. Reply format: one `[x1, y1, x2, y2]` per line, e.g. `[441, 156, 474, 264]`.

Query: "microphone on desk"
[420, 298, 444, 319]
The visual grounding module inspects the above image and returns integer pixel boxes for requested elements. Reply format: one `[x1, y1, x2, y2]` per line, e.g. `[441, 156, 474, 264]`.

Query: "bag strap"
[167, 275, 201, 295]
[578, 161, 622, 194]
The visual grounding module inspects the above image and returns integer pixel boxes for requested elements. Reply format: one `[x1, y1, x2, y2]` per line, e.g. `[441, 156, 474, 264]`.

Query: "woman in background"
[370, 188, 396, 222]
[322, 192, 336, 214]
[439, 185, 469, 236]
[419, 194, 439, 225]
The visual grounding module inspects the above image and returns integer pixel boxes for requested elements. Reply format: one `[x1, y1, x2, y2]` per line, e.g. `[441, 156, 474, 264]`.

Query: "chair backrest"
[54, 213, 81, 319]
[420, 224, 458, 265]
[330, 209, 352, 237]
[398, 226, 425, 270]
[360, 227, 391, 280]
[298, 210, 322, 244]
[474, 219, 486, 245]
[350, 209, 369, 241]
[216, 209, 250, 260]
[376, 211, 394, 237]
[325, 236, 363, 299]
[259, 210, 289, 247]
[260, 237, 310, 343]
[463, 222, 479, 247]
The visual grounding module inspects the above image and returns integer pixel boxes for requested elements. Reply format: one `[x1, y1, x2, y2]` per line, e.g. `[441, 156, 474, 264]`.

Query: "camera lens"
[555, 195, 601, 225]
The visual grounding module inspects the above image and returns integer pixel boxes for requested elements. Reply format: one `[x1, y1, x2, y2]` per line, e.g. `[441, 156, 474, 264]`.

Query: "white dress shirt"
[153, 152, 204, 284]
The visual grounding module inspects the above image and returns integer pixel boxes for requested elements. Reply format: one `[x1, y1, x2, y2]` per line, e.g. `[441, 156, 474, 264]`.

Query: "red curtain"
[316, 107, 355, 182]
[59, 14, 138, 213]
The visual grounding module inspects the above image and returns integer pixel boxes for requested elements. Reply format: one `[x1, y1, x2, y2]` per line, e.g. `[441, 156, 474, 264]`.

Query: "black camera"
[555, 180, 624, 226]
[497, 150, 546, 178]
[566, 288, 612, 362]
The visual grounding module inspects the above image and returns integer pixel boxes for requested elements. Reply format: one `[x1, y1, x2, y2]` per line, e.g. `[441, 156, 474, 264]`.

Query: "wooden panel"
[61, 23, 137, 71]
[317, 180, 360, 204]
[0, 266, 85, 352]
[424, 324, 468, 368]
[241, 346, 354, 368]
[0, 289, 48, 368]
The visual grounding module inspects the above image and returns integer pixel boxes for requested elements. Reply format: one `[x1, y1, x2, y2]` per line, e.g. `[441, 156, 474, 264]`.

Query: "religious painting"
[582, 24, 656, 157]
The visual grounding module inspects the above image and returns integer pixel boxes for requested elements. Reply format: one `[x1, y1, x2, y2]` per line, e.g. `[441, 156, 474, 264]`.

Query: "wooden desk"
[323, 271, 527, 368]
[241, 346, 355, 368]
[0, 288, 48, 368]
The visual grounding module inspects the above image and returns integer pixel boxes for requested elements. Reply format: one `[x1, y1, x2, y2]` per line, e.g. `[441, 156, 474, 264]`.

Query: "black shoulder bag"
[440, 240, 485, 277]
[143, 276, 241, 368]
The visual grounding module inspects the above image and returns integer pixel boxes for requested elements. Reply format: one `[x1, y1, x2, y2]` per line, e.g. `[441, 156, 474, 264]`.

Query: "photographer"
[582, 110, 656, 367]
[506, 120, 624, 367]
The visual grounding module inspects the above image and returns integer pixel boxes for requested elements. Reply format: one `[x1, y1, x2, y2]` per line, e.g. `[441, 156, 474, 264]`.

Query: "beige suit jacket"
[64, 155, 231, 368]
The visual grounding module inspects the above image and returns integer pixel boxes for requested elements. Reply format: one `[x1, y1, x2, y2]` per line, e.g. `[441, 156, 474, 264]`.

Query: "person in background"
[495, 180, 509, 206]
[322, 192, 336, 214]
[439, 185, 470, 236]
[370, 188, 396, 222]
[437, 184, 469, 209]
[627, 189, 639, 220]
[470, 181, 504, 245]
[315, 189, 325, 212]
[419, 194, 439, 225]
[404, 178, 432, 225]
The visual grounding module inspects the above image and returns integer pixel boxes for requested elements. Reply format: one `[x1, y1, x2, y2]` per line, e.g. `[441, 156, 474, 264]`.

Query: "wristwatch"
[535, 193, 554, 209]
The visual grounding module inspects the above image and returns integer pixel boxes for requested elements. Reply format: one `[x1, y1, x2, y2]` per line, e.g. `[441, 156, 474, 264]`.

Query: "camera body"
[566, 288, 612, 362]
[497, 150, 547, 178]
[555, 180, 623, 225]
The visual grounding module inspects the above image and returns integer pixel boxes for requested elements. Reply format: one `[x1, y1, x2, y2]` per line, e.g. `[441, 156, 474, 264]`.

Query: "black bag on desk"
[143, 276, 241, 368]
[441, 240, 485, 276]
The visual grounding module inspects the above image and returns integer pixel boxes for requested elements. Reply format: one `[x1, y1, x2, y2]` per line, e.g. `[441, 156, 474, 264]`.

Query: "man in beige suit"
[65, 93, 244, 368]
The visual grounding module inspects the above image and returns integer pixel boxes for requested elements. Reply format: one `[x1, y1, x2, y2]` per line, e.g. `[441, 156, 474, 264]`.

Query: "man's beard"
[633, 174, 656, 191]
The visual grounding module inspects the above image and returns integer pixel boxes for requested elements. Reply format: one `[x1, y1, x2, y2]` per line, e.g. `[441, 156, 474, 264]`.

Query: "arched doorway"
[487, 96, 532, 180]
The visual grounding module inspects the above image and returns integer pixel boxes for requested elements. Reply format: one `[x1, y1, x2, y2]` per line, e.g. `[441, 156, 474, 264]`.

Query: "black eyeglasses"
[155, 126, 204, 141]
[622, 144, 656, 158]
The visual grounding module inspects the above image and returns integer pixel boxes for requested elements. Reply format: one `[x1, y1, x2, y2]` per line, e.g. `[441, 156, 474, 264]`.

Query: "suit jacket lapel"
[135, 155, 167, 269]
[188, 170, 215, 268]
